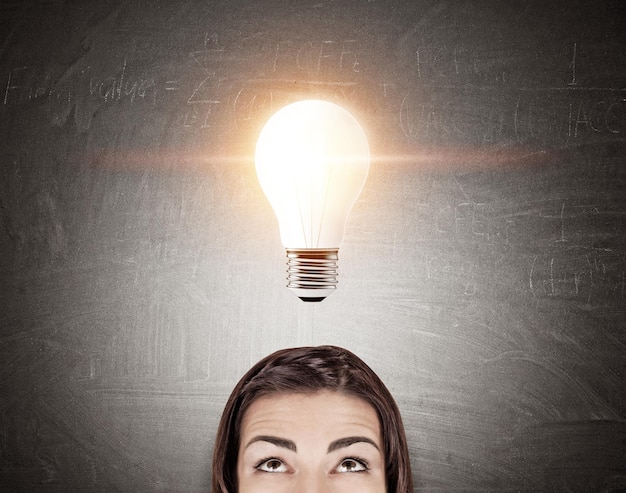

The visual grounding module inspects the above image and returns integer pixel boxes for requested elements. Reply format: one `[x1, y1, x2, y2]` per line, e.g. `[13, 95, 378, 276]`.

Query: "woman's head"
[211, 345, 413, 493]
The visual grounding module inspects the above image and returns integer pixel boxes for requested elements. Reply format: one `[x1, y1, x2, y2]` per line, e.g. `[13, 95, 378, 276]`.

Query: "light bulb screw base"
[286, 248, 339, 302]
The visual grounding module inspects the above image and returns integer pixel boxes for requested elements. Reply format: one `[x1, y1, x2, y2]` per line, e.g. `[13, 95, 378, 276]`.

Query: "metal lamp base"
[286, 248, 339, 302]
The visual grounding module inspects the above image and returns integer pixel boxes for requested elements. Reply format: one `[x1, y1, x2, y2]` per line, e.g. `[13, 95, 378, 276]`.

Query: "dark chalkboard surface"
[1, 1, 625, 491]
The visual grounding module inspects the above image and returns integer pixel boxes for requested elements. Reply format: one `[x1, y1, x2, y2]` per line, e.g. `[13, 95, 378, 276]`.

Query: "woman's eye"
[256, 457, 288, 473]
[335, 457, 368, 473]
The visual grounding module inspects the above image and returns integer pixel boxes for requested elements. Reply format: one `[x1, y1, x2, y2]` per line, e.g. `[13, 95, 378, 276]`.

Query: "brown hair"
[211, 345, 413, 493]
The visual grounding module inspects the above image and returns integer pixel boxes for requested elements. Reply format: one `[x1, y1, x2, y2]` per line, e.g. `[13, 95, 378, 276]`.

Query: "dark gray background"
[1, 1, 625, 491]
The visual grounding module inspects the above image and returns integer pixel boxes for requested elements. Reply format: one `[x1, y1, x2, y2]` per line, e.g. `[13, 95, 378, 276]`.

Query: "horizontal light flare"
[71, 145, 556, 172]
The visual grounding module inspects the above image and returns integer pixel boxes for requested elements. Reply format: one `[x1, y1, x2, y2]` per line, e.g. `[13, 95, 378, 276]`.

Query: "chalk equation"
[530, 249, 625, 306]
[400, 89, 625, 144]
[390, 196, 626, 308]
[1, 37, 624, 145]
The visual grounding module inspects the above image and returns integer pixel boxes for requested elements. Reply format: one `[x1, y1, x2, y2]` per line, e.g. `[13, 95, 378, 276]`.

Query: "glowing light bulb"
[255, 100, 370, 302]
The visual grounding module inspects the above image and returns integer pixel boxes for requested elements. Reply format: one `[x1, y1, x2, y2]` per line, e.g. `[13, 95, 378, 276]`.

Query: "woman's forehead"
[240, 390, 381, 441]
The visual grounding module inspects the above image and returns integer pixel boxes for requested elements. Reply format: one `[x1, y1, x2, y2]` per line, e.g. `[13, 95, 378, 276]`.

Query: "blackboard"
[1, 1, 625, 491]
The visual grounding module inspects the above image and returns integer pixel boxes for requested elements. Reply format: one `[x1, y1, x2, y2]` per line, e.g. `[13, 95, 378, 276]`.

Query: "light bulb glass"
[255, 100, 370, 301]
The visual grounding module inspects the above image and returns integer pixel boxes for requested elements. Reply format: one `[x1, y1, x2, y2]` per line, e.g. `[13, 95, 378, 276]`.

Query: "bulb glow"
[255, 100, 370, 301]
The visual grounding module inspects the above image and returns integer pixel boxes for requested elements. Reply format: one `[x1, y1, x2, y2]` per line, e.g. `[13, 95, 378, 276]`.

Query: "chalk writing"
[1, 37, 624, 147]
[2, 66, 73, 106]
[182, 103, 220, 129]
[186, 74, 222, 105]
[88, 60, 156, 104]
[569, 42, 578, 86]
[400, 89, 625, 144]
[399, 200, 510, 249]
[530, 250, 625, 307]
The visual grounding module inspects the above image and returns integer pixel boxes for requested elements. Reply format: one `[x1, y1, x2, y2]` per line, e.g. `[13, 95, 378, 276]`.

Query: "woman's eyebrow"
[328, 436, 380, 453]
[245, 435, 297, 451]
